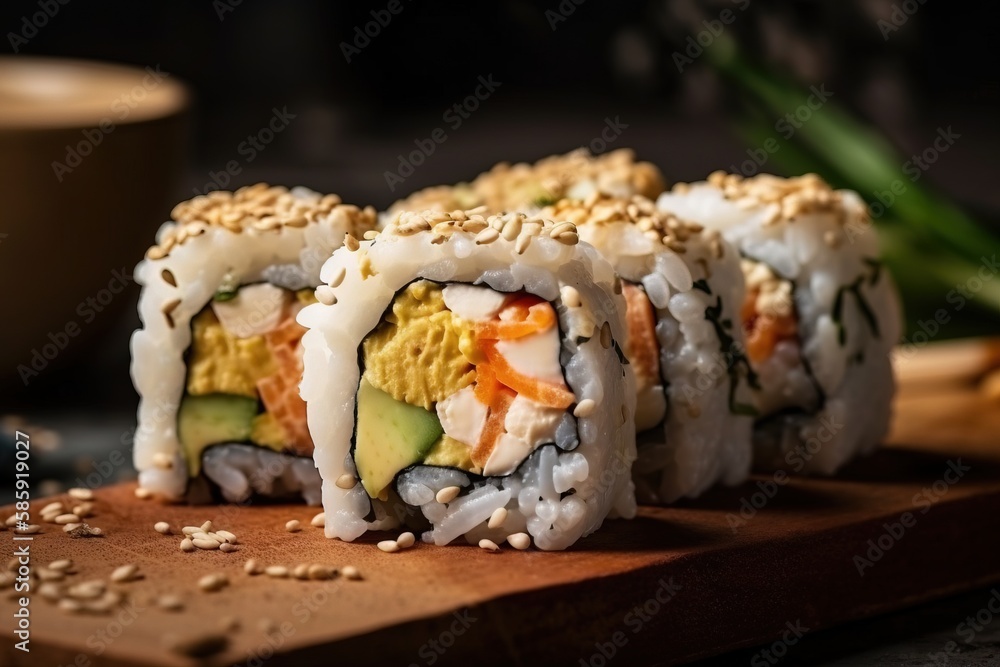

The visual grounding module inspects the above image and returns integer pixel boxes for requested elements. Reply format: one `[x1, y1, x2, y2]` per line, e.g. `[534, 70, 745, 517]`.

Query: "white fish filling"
[441, 283, 508, 321]
[210, 283, 290, 338]
[435, 386, 487, 449]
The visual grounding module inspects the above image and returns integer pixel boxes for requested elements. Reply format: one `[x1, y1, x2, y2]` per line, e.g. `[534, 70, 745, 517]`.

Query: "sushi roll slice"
[657, 172, 902, 474]
[388, 148, 665, 216]
[130, 184, 376, 503]
[541, 194, 755, 503]
[297, 208, 637, 550]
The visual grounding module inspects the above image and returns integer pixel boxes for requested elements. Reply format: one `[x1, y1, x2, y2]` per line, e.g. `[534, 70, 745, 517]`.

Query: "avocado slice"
[355, 378, 443, 499]
[178, 394, 258, 476]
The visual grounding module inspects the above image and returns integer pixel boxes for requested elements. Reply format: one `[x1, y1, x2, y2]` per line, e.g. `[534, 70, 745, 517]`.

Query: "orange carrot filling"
[478, 341, 574, 410]
[471, 386, 515, 467]
[474, 296, 556, 340]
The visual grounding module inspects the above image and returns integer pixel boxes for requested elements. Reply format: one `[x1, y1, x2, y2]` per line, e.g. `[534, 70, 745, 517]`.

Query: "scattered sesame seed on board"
[154, 522, 171, 534]
[265, 565, 289, 578]
[377, 540, 400, 553]
[67, 488, 93, 501]
[48, 559, 73, 572]
[200, 520, 213, 532]
[40, 501, 64, 515]
[341, 565, 362, 580]
[157, 594, 184, 612]
[134, 487, 152, 499]
[479, 539, 500, 552]
[507, 533, 531, 550]
[285, 520, 301, 533]
[197, 573, 228, 593]
[54, 513, 79, 525]
[292, 564, 310, 580]
[110, 564, 141, 583]
[219, 543, 238, 553]
[435, 486, 461, 504]
[62, 523, 82, 532]
[180, 538, 195, 552]
[310, 512, 326, 528]
[193, 538, 221, 550]
[396, 532, 416, 549]
[35, 568, 64, 582]
[72, 502, 93, 518]
[244, 559, 262, 575]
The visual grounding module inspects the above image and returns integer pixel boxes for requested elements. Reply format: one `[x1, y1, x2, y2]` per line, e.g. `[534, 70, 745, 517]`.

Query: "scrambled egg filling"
[362, 281, 477, 410]
[186, 309, 275, 398]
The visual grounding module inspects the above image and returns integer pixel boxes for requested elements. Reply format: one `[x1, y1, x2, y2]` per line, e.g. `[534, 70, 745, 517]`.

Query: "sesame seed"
[15, 525, 40, 534]
[244, 559, 262, 575]
[152, 452, 173, 469]
[377, 540, 400, 553]
[344, 233, 360, 251]
[200, 520, 213, 532]
[506, 533, 531, 550]
[215, 530, 237, 544]
[58, 599, 83, 613]
[560, 285, 581, 308]
[72, 503, 93, 518]
[68, 580, 105, 599]
[396, 532, 416, 549]
[341, 565, 362, 580]
[36, 568, 64, 582]
[40, 502, 64, 515]
[110, 564, 141, 583]
[363, 230, 379, 240]
[435, 486, 461, 504]
[478, 539, 500, 552]
[180, 538, 195, 552]
[154, 522, 171, 535]
[310, 512, 326, 528]
[285, 520, 301, 533]
[599, 321, 612, 349]
[573, 398, 596, 418]
[308, 564, 332, 580]
[220, 543, 238, 553]
[62, 523, 82, 532]
[48, 559, 73, 572]
[514, 233, 532, 255]
[475, 228, 500, 245]
[335, 474, 356, 490]
[329, 267, 346, 288]
[157, 594, 184, 612]
[264, 566, 289, 578]
[181, 526, 201, 535]
[198, 573, 228, 592]
[292, 564, 310, 580]
[134, 487, 152, 499]
[193, 538, 221, 550]
[68, 488, 93, 501]
[38, 582, 62, 601]
[487, 508, 508, 530]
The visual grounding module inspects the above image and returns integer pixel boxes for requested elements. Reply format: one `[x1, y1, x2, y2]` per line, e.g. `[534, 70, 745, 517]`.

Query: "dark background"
[0, 0, 997, 418]
[0, 3, 998, 664]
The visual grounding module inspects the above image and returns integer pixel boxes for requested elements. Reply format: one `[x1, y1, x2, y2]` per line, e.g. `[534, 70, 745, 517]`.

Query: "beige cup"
[0, 57, 189, 387]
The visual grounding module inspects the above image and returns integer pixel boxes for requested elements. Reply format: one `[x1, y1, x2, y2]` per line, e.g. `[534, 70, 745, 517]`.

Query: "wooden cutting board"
[2, 341, 999, 667]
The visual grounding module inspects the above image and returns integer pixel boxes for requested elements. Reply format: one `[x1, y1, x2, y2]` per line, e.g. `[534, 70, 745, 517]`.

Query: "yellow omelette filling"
[362, 281, 477, 410]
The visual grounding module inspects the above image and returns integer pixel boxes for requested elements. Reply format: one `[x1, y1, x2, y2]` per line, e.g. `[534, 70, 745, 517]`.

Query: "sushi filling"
[621, 282, 667, 431]
[738, 259, 820, 416]
[177, 281, 317, 492]
[353, 280, 578, 502]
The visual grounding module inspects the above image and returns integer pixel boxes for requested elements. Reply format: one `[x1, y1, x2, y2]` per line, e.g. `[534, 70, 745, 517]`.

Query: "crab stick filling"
[740, 259, 799, 365]
[353, 281, 576, 500]
[178, 283, 316, 478]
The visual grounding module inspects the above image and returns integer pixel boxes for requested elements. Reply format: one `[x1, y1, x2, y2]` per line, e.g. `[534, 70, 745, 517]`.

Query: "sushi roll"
[130, 184, 376, 502]
[388, 148, 665, 216]
[297, 208, 637, 550]
[657, 172, 902, 474]
[541, 194, 755, 503]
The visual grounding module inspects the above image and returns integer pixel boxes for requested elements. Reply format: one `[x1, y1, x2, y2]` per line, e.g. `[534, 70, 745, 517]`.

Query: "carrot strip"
[473, 363, 500, 405]
[472, 387, 515, 467]
[475, 299, 556, 340]
[480, 341, 575, 409]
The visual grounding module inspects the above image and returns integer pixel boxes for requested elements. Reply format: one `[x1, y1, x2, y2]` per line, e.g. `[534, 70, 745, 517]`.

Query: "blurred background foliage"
[0, 0, 997, 409]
